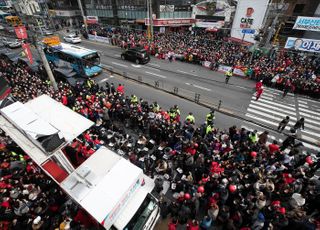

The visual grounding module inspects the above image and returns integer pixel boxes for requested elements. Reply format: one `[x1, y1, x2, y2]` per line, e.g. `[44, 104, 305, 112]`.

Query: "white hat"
[33, 216, 41, 225]
[292, 193, 305, 206]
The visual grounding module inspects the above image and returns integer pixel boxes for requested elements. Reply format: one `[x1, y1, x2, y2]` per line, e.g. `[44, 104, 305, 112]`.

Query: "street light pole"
[77, 0, 88, 34]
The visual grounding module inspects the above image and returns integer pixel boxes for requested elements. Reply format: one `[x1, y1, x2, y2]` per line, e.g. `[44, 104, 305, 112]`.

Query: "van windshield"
[122, 195, 158, 230]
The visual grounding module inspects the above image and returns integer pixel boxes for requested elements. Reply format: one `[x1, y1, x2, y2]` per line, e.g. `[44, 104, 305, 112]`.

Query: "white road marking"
[98, 78, 108, 83]
[185, 83, 211, 91]
[145, 71, 167, 79]
[304, 118, 320, 126]
[177, 70, 198, 77]
[248, 105, 297, 122]
[299, 112, 320, 121]
[298, 103, 309, 108]
[301, 142, 320, 152]
[250, 97, 296, 111]
[114, 54, 120, 57]
[298, 100, 308, 104]
[264, 88, 294, 96]
[110, 75, 114, 78]
[101, 63, 112, 68]
[301, 130, 320, 138]
[304, 123, 320, 132]
[234, 85, 247, 90]
[298, 97, 320, 105]
[301, 135, 320, 146]
[143, 65, 161, 72]
[149, 63, 160, 67]
[245, 113, 289, 129]
[131, 64, 141, 68]
[247, 108, 295, 125]
[250, 100, 297, 116]
[299, 107, 320, 116]
[111, 62, 128, 68]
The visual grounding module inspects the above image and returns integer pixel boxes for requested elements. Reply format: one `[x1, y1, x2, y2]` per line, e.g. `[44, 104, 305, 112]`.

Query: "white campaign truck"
[0, 95, 160, 230]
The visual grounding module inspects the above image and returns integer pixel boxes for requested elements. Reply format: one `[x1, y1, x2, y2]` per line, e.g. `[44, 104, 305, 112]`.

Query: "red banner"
[14, 26, 28, 39]
[145, 18, 195, 26]
[22, 43, 33, 64]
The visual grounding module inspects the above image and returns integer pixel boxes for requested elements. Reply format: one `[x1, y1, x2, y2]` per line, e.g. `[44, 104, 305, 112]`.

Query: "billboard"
[231, 0, 269, 43]
[86, 16, 98, 24]
[192, 0, 233, 23]
[14, 26, 28, 39]
[284, 37, 320, 53]
[293, 16, 320, 32]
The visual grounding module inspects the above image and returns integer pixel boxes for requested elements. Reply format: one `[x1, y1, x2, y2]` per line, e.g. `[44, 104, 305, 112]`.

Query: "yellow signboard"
[42, 36, 61, 46]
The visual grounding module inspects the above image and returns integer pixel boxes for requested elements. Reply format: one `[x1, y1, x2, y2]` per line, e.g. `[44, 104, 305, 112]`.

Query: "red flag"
[22, 43, 33, 64]
[14, 26, 28, 39]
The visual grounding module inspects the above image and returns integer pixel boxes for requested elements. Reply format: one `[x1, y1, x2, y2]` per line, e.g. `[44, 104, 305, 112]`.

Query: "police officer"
[225, 69, 233, 84]
[206, 110, 215, 124]
[130, 94, 138, 104]
[185, 112, 195, 124]
[152, 101, 160, 113]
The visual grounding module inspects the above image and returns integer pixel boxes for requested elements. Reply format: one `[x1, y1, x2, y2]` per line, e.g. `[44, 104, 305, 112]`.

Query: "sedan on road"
[1, 38, 22, 49]
[121, 47, 150, 64]
[63, 34, 82, 44]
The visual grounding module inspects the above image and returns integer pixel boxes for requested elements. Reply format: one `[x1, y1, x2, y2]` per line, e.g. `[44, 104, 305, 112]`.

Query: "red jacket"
[116, 85, 125, 94]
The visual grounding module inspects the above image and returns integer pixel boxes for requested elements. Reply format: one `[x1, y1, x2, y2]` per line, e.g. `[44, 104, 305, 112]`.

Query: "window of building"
[293, 4, 305, 14]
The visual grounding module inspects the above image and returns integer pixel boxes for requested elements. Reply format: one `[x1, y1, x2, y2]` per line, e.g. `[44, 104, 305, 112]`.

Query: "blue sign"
[285, 37, 320, 53]
[242, 29, 255, 34]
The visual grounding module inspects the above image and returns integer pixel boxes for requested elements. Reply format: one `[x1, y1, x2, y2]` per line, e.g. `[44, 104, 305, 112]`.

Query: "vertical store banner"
[22, 43, 33, 64]
[293, 16, 320, 32]
[14, 26, 28, 39]
[230, 0, 269, 43]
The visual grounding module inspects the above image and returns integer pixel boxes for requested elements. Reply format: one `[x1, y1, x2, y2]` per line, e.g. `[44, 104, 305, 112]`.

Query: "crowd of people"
[1, 48, 320, 230]
[86, 25, 320, 98]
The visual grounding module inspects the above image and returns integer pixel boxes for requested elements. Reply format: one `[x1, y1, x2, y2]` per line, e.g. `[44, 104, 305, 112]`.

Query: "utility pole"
[33, 35, 58, 91]
[147, 0, 154, 42]
[265, 0, 284, 48]
[77, 0, 88, 35]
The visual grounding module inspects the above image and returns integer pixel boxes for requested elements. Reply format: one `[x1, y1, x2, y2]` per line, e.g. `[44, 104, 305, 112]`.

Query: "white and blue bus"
[45, 43, 103, 77]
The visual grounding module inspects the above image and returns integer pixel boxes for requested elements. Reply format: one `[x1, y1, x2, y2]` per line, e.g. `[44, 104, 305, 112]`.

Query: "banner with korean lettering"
[293, 16, 320, 32]
[14, 26, 28, 39]
[284, 37, 320, 53]
[22, 43, 34, 64]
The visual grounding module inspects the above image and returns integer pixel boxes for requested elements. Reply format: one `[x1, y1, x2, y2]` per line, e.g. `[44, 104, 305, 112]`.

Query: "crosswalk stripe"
[249, 101, 297, 117]
[304, 118, 320, 126]
[250, 97, 296, 111]
[304, 123, 320, 132]
[248, 105, 297, 122]
[252, 93, 296, 106]
[298, 103, 309, 108]
[299, 107, 320, 116]
[298, 100, 308, 104]
[301, 130, 320, 138]
[301, 142, 320, 152]
[245, 113, 290, 130]
[301, 135, 320, 145]
[299, 112, 320, 121]
[265, 88, 294, 96]
[298, 97, 320, 105]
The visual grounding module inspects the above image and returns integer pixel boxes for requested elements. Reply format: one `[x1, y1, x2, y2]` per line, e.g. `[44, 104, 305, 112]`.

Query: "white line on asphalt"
[250, 97, 296, 111]
[301, 135, 320, 147]
[98, 78, 108, 83]
[248, 104, 297, 122]
[304, 118, 320, 126]
[234, 85, 247, 90]
[298, 103, 309, 108]
[143, 65, 161, 72]
[299, 112, 320, 121]
[114, 54, 120, 57]
[304, 123, 320, 132]
[247, 108, 295, 125]
[177, 70, 198, 77]
[301, 129, 320, 138]
[245, 113, 288, 129]
[265, 88, 294, 96]
[145, 71, 167, 78]
[301, 142, 320, 152]
[101, 64, 112, 68]
[298, 100, 308, 104]
[111, 62, 128, 68]
[184, 82, 211, 91]
[298, 97, 320, 105]
[110, 75, 114, 78]
[250, 100, 297, 116]
[131, 64, 141, 68]
[299, 107, 320, 116]
[149, 63, 160, 67]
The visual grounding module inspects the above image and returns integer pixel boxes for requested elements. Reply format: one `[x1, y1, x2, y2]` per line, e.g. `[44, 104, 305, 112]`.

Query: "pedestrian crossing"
[243, 87, 320, 152]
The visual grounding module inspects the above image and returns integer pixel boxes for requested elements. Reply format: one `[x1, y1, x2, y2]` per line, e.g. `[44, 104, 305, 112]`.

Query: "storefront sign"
[293, 16, 320, 32]
[22, 43, 33, 64]
[284, 37, 320, 53]
[42, 36, 61, 46]
[14, 26, 28, 39]
[88, 34, 111, 44]
[231, 0, 269, 43]
[145, 18, 195, 26]
[86, 16, 98, 24]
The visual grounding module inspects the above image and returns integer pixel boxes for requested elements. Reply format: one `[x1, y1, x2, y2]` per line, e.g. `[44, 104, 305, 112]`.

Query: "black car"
[121, 48, 150, 64]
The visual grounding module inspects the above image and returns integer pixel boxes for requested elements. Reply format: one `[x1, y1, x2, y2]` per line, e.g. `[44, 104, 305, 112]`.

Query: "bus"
[5, 15, 22, 27]
[44, 42, 103, 77]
